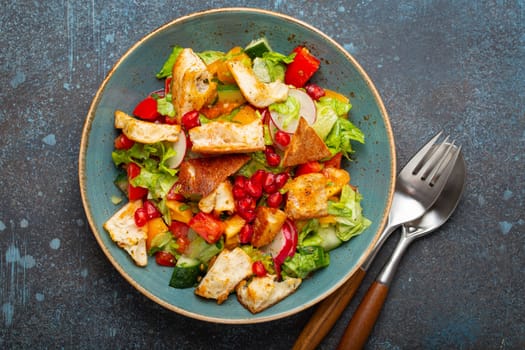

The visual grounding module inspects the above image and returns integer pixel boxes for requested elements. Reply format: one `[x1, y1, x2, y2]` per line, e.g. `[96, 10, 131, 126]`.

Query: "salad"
[104, 37, 371, 313]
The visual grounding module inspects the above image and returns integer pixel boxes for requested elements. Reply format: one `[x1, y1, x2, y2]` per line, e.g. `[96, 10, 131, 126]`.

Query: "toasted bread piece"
[282, 117, 332, 167]
[171, 48, 217, 121]
[103, 200, 148, 266]
[188, 119, 265, 154]
[198, 180, 235, 215]
[176, 154, 250, 198]
[284, 173, 329, 220]
[322, 167, 351, 197]
[195, 247, 253, 304]
[251, 207, 288, 248]
[227, 60, 289, 108]
[236, 275, 302, 313]
[114, 110, 181, 144]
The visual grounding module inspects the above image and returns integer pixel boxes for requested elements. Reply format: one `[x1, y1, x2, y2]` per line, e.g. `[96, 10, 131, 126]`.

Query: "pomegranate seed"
[239, 208, 256, 222]
[237, 197, 256, 212]
[263, 172, 278, 194]
[181, 110, 201, 130]
[267, 192, 283, 208]
[234, 175, 247, 189]
[266, 152, 281, 167]
[252, 261, 267, 277]
[250, 170, 266, 186]
[265, 145, 276, 156]
[305, 83, 326, 100]
[134, 207, 148, 227]
[274, 130, 291, 147]
[233, 186, 247, 200]
[274, 173, 289, 189]
[143, 200, 161, 220]
[239, 224, 254, 244]
[245, 179, 263, 198]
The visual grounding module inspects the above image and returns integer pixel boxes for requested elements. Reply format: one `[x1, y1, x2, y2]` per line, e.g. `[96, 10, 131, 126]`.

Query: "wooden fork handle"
[292, 267, 366, 350]
[336, 281, 389, 350]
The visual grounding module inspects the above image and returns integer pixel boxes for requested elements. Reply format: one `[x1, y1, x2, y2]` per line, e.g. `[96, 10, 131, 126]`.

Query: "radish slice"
[261, 219, 298, 265]
[270, 88, 316, 133]
[166, 132, 187, 168]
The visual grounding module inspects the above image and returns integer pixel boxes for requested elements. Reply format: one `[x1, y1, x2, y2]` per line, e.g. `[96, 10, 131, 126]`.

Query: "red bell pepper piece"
[133, 96, 160, 121]
[285, 46, 321, 88]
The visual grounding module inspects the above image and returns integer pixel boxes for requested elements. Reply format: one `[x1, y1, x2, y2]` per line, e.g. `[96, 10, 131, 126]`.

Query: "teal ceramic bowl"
[79, 8, 395, 323]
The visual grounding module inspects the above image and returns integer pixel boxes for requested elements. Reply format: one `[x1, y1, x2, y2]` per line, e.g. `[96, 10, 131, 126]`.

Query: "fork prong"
[417, 135, 450, 178]
[428, 143, 462, 187]
[400, 130, 443, 176]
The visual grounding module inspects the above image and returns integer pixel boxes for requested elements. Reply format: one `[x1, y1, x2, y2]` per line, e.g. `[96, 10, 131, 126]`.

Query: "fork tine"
[428, 143, 462, 187]
[417, 135, 450, 177]
[400, 130, 443, 176]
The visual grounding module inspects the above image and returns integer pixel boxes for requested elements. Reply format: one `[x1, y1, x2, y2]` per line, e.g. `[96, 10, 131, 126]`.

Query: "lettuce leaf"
[112, 142, 178, 201]
[156, 46, 184, 79]
[328, 185, 371, 241]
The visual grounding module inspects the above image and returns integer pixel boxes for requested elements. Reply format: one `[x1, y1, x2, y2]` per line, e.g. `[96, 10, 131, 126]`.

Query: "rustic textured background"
[1, 1, 524, 349]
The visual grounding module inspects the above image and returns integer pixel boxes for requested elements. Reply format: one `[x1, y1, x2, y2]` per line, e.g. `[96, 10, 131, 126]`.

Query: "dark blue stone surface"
[1, 1, 523, 349]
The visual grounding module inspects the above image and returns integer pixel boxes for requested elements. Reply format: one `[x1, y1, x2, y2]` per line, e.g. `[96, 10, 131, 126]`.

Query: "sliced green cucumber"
[169, 256, 202, 289]
[244, 37, 272, 59]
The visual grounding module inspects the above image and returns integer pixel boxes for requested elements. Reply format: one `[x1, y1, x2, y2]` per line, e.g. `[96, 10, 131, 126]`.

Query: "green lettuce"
[269, 95, 301, 130]
[298, 219, 343, 252]
[281, 246, 330, 279]
[328, 185, 371, 241]
[252, 51, 295, 83]
[112, 142, 179, 201]
[156, 46, 184, 79]
[197, 50, 225, 65]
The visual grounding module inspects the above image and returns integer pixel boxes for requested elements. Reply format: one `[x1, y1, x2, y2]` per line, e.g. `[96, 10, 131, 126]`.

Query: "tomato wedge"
[188, 212, 225, 244]
[285, 46, 321, 88]
[126, 163, 148, 200]
[133, 96, 160, 121]
[295, 161, 324, 177]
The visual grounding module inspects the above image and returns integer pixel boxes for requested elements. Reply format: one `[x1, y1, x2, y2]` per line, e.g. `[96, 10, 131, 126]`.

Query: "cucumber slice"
[169, 256, 202, 289]
[244, 37, 272, 59]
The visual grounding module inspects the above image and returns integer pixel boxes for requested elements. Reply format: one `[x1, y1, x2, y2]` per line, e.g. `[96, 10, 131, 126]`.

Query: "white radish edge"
[269, 88, 317, 133]
[166, 131, 187, 168]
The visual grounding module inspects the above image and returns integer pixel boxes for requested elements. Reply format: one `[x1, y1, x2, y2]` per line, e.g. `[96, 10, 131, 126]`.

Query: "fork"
[292, 132, 460, 350]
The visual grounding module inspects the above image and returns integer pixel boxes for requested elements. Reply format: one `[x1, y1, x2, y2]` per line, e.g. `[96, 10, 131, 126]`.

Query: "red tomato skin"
[126, 163, 148, 200]
[155, 251, 176, 267]
[133, 96, 160, 121]
[114, 133, 135, 150]
[295, 161, 324, 177]
[188, 212, 225, 244]
[285, 46, 321, 88]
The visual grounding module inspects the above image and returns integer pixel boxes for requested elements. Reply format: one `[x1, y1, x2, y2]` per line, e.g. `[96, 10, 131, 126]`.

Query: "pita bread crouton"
[188, 119, 265, 154]
[284, 173, 329, 220]
[282, 117, 332, 167]
[195, 247, 253, 304]
[114, 110, 181, 144]
[176, 154, 250, 198]
[251, 207, 288, 248]
[170, 48, 217, 121]
[103, 200, 148, 266]
[236, 276, 302, 313]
